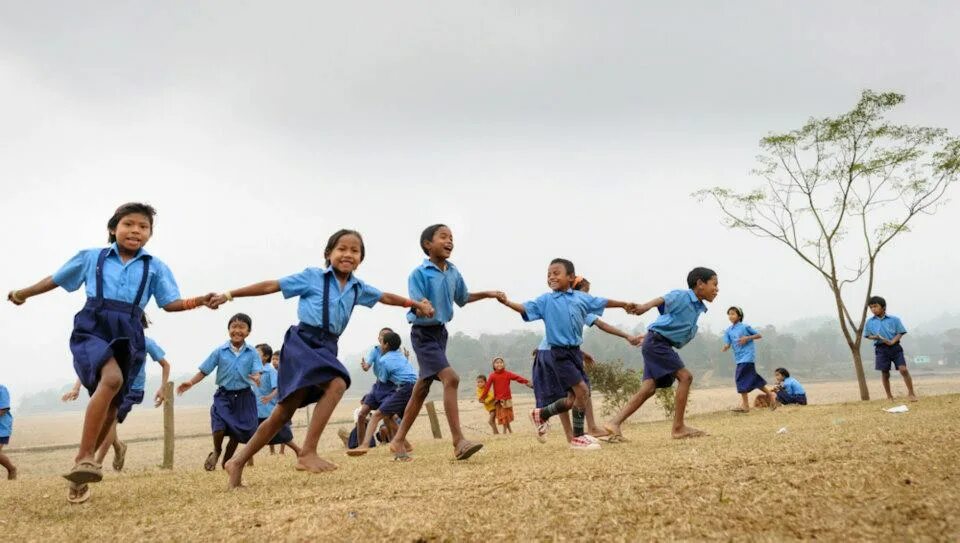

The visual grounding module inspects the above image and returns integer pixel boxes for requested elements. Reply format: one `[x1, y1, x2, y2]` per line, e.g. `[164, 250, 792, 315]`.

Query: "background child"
[721, 307, 777, 412]
[356, 328, 395, 450]
[478, 357, 532, 434]
[0, 383, 16, 480]
[864, 296, 917, 401]
[254, 344, 301, 457]
[177, 313, 262, 471]
[476, 375, 498, 434]
[772, 368, 807, 405]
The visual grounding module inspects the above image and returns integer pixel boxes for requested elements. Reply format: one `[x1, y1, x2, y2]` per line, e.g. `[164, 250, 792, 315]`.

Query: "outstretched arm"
[495, 293, 526, 316]
[7, 276, 59, 305]
[210, 280, 282, 308]
[176, 372, 207, 395]
[163, 294, 218, 312]
[594, 318, 643, 346]
[154, 359, 171, 406]
[466, 291, 504, 304]
[379, 292, 435, 319]
[625, 297, 665, 316]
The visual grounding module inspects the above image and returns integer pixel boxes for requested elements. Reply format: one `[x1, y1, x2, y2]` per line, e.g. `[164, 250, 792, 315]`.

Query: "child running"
[254, 344, 301, 457]
[356, 328, 395, 450]
[388, 224, 503, 462]
[721, 306, 777, 412]
[772, 368, 807, 405]
[0, 383, 16, 480]
[605, 267, 719, 440]
[208, 229, 433, 487]
[6, 202, 214, 503]
[476, 375, 498, 434]
[177, 313, 263, 471]
[498, 258, 641, 449]
[864, 296, 917, 401]
[477, 357, 532, 434]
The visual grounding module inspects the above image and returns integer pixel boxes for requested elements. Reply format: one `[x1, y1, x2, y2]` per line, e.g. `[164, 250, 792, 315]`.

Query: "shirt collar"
[686, 289, 708, 312]
[322, 266, 358, 290]
[551, 288, 575, 298]
[422, 258, 456, 272]
[220, 341, 252, 354]
[108, 243, 149, 261]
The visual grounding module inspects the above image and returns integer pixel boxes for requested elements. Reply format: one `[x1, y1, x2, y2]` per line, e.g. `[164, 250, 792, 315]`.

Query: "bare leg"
[740, 392, 751, 411]
[672, 368, 704, 439]
[279, 444, 286, 455]
[284, 441, 302, 455]
[436, 367, 479, 454]
[0, 445, 15, 480]
[389, 379, 431, 455]
[224, 390, 303, 488]
[605, 378, 656, 436]
[761, 385, 779, 409]
[503, 421, 512, 433]
[559, 412, 574, 442]
[881, 370, 893, 400]
[269, 445, 276, 455]
[75, 358, 124, 465]
[585, 397, 607, 437]
[350, 411, 384, 454]
[222, 438, 239, 468]
[355, 404, 372, 449]
[94, 421, 118, 464]
[487, 411, 498, 434]
[899, 367, 917, 401]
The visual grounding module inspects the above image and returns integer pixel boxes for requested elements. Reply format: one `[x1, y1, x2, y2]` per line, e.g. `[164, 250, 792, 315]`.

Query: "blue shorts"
[0, 436, 8, 445]
[211, 387, 258, 443]
[642, 332, 684, 389]
[549, 346, 588, 392]
[411, 325, 450, 381]
[379, 382, 414, 416]
[362, 381, 394, 410]
[117, 388, 146, 424]
[875, 344, 906, 371]
[776, 391, 807, 405]
[734, 363, 767, 394]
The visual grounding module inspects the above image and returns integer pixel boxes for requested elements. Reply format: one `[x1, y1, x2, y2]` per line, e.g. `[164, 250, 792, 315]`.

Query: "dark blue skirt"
[362, 381, 394, 410]
[210, 387, 257, 442]
[410, 324, 449, 381]
[278, 323, 351, 409]
[532, 349, 566, 408]
[117, 389, 146, 424]
[258, 417, 294, 445]
[379, 382, 414, 415]
[735, 363, 768, 393]
[70, 299, 146, 402]
[642, 332, 684, 389]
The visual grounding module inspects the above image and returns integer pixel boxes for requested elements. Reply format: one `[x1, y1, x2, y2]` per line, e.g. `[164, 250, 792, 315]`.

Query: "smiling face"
[228, 320, 251, 345]
[695, 275, 719, 303]
[547, 263, 575, 292]
[424, 226, 454, 261]
[492, 358, 505, 371]
[326, 233, 364, 275]
[271, 352, 280, 369]
[110, 212, 152, 255]
[727, 308, 741, 324]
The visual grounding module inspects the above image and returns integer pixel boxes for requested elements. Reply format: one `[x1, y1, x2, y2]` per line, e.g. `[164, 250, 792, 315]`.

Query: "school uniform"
[117, 337, 166, 423]
[53, 244, 180, 403]
[0, 384, 12, 445]
[407, 259, 470, 380]
[278, 267, 382, 407]
[864, 314, 908, 371]
[723, 322, 767, 393]
[532, 313, 601, 407]
[643, 289, 707, 389]
[254, 363, 294, 444]
[361, 346, 393, 410]
[776, 377, 807, 405]
[376, 350, 418, 416]
[200, 341, 261, 443]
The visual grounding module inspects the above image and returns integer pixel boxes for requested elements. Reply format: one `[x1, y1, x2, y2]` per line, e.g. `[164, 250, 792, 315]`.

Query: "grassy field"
[1, 376, 958, 541]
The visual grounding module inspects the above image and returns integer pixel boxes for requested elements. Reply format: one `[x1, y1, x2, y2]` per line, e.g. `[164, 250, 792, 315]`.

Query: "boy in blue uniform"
[497, 258, 642, 449]
[864, 296, 917, 401]
[178, 313, 263, 471]
[254, 344, 301, 457]
[772, 368, 807, 405]
[0, 383, 16, 480]
[721, 307, 777, 412]
[356, 328, 395, 451]
[605, 267, 719, 440]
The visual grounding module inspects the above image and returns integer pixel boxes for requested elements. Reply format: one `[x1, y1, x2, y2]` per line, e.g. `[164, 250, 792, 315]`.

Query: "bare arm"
[209, 280, 282, 308]
[721, 344, 731, 352]
[154, 359, 171, 406]
[62, 378, 83, 402]
[887, 333, 903, 346]
[496, 294, 526, 316]
[626, 297, 665, 316]
[162, 294, 217, 312]
[466, 291, 504, 304]
[8, 276, 59, 305]
[379, 292, 435, 318]
[176, 371, 207, 395]
[594, 318, 643, 346]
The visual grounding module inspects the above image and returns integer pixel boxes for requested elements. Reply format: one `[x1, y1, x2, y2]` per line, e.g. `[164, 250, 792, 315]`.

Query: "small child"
[721, 307, 777, 412]
[254, 344, 301, 457]
[478, 357, 532, 434]
[772, 368, 807, 405]
[0, 383, 16, 480]
[177, 313, 263, 471]
[476, 375, 498, 434]
[605, 267, 719, 440]
[356, 328, 396, 449]
[864, 296, 917, 401]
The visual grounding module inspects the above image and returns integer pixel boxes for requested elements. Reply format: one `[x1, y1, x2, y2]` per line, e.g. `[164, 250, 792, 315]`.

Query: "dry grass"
[2, 378, 959, 541]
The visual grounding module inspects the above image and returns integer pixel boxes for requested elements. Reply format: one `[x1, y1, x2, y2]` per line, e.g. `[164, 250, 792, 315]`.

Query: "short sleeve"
[355, 281, 382, 308]
[408, 268, 426, 302]
[0, 387, 9, 410]
[145, 339, 166, 362]
[585, 313, 600, 327]
[862, 320, 874, 338]
[52, 250, 89, 292]
[723, 330, 732, 345]
[522, 295, 546, 322]
[269, 368, 278, 390]
[151, 261, 181, 308]
[245, 352, 261, 378]
[895, 318, 907, 335]
[279, 268, 314, 299]
[367, 347, 380, 365]
[453, 271, 469, 307]
[746, 325, 759, 336]
[198, 349, 219, 375]
[662, 290, 685, 313]
[580, 293, 608, 315]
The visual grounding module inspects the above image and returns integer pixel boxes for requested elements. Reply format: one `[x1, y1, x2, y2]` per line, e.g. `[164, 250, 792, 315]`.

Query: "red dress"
[480, 369, 530, 424]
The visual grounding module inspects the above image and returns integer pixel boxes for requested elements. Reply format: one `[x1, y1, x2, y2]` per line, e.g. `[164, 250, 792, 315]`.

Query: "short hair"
[107, 202, 156, 243]
[775, 367, 790, 378]
[420, 224, 448, 255]
[867, 296, 886, 309]
[380, 327, 394, 334]
[476, 375, 487, 381]
[228, 312, 253, 331]
[140, 312, 151, 329]
[687, 267, 717, 289]
[727, 306, 744, 321]
[550, 258, 575, 276]
[324, 229, 365, 267]
[382, 331, 402, 352]
[256, 343, 273, 359]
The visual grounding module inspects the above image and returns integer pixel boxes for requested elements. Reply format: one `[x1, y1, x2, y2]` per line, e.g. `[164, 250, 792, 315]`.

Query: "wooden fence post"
[425, 400, 442, 439]
[161, 381, 174, 469]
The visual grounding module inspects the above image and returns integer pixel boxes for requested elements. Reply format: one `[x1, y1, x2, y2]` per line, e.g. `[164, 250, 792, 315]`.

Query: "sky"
[2, 2, 959, 405]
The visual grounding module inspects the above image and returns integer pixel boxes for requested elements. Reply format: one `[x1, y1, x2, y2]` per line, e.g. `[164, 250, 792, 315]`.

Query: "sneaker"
[530, 409, 549, 443]
[580, 434, 600, 445]
[570, 435, 601, 451]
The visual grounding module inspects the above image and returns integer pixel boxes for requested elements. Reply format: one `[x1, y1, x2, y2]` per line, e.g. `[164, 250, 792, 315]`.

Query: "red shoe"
[570, 435, 601, 451]
[530, 409, 549, 443]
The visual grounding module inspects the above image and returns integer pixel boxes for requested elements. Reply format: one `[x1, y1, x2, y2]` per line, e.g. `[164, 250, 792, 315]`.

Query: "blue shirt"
[132, 337, 167, 392]
[378, 350, 418, 386]
[863, 314, 907, 346]
[254, 364, 278, 418]
[648, 289, 708, 349]
[723, 322, 760, 364]
[536, 312, 601, 350]
[0, 384, 11, 438]
[366, 346, 388, 382]
[198, 342, 262, 391]
[52, 244, 181, 309]
[782, 377, 805, 396]
[407, 259, 469, 326]
[279, 267, 382, 335]
[522, 290, 608, 347]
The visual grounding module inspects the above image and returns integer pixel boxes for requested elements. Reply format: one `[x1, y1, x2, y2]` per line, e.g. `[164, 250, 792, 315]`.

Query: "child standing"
[864, 296, 917, 401]
[478, 358, 532, 434]
[7, 202, 214, 503]
[476, 375, 498, 434]
[0, 383, 16, 480]
[721, 307, 777, 412]
[388, 224, 503, 462]
[498, 258, 641, 449]
[772, 368, 807, 405]
[177, 313, 263, 471]
[208, 229, 433, 487]
[605, 267, 719, 440]
[254, 344, 301, 457]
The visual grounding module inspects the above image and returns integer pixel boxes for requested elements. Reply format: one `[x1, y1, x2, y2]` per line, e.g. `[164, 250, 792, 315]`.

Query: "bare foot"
[908, 394, 918, 402]
[886, 396, 895, 401]
[296, 453, 338, 473]
[224, 459, 244, 489]
[389, 440, 407, 455]
[588, 427, 610, 438]
[672, 426, 707, 439]
[603, 422, 623, 437]
[7, 468, 17, 480]
[403, 439, 414, 452]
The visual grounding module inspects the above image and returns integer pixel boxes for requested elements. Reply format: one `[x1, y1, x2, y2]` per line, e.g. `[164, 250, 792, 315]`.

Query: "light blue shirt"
[279, 267, 382, 334]
[132, 337, 166, 392]
[537, 313, 601, 350]
[378, 350, 418, 386]
[254, 364, 278, 418]
[0, 384, 11, 438]
[648, 289, 708, 349]
[723, 322, 760, 364]
[367, 346, 388, 382]
[863, 314, 907, 346]
[407, 259, 469, 326]
[52, 244, 181, 309]
[522, 290, 608, 347]
[782, 377, 805, 396]
[198, 342, 262, 391]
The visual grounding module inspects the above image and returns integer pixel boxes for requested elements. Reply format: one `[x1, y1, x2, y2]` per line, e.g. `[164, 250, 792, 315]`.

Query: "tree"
[695, 91, 960, 400]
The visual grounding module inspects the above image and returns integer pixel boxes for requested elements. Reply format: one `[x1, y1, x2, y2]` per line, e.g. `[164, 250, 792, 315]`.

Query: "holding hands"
[624, 301, 654, 315]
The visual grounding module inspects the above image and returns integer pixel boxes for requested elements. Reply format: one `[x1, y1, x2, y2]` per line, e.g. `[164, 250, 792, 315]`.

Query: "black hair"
[324, 229, 365, 267]
[775, 367, 790, 378]
[727, 306, 743, 322]
[867, 296, 886, 309]
[477, 375, 487, 381]
[420, 224, 448, 256]
[140, 312, 151, 329]
[382, 331, 402, 352]
[107, 202, 157, 243]
[256, 343, 273, 359]
[687, 267, 717, 289]
[379, 327, 394, 334]
[228, 312, 253, 331]
[573, 277, 591, 292]
[550, 258, 576, 276]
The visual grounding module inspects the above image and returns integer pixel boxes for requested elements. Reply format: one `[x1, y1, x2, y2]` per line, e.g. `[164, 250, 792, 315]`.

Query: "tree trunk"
[850, 345, 870, 401]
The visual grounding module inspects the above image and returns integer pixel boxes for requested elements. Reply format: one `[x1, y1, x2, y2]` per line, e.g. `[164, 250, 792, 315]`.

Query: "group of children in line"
[1, 202, 922, 501]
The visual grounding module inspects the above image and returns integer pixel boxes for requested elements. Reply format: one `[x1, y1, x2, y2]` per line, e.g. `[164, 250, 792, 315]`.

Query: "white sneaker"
[570, 435, 601, 451]
[581, 434, 600, 445]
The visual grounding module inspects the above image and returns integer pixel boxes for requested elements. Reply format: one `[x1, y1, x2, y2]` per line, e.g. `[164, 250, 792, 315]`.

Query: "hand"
[490, 291, 505, 301]
[154, 388, 165, 407]
[627, 334, 644, 347]
[403, 347, 410, 359]
[494, 292, 508, 304]
[737, 337, 750, 346]
[249, 373, 261, 387]
[61, 389, 80, 402]
[208, 293, 229, 310]
[176, 382, 192, 396]
[199, 292, 218, 309]
[360, 360, 371, 372]
[414, 299, 435, 318]
[7, 290, 26, 306]
[260, 396, 271, 405]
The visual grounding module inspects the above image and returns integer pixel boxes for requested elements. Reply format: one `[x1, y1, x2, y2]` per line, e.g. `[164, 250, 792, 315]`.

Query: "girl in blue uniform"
[254, 343, 301, 456]
[7, 202, 215, 503]
[0, 383, 15, 480]
[721, 307, 777, 412]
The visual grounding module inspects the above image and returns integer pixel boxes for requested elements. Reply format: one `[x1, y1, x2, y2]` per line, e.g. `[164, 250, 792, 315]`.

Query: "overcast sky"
[2, 2, 959, 405]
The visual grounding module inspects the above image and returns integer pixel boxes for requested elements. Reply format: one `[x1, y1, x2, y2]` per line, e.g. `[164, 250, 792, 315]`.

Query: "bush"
[585, 359, 641, 416]
[654, 386, 677, 419]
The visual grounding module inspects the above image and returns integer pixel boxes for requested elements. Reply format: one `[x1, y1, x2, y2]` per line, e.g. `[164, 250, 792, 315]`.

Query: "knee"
[99, 369, 123, 392]
[898, 367, 910, 376]
[445, 373, 460, 389]
[327, 378, 347, 396]
[676, 370, 693, 385]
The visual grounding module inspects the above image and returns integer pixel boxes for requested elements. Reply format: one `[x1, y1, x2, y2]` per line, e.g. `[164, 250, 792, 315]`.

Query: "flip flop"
[730, 407, 749, 413]
[673, 429, 708, 439]
[112, 441, 128, 471]
[393, 452, 413, 462]
[67, 482, 92, 504]
[204, 451, 219, 471]
[605, 434, 630, 444]
[346, 449, 369, 457]
[455, 441, 483, 461]
[62, 461, 103, 485]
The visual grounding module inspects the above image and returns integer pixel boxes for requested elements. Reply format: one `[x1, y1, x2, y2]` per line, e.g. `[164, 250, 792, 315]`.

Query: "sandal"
[63, 461, 103, 485]
[204, 451, 219, 472]
[112, 441, 128, 471]
[67, 481, 92, 504]
[454, 441, 483, 461]
[346, 448, 369, 457]
[393, 452, 413, 462]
